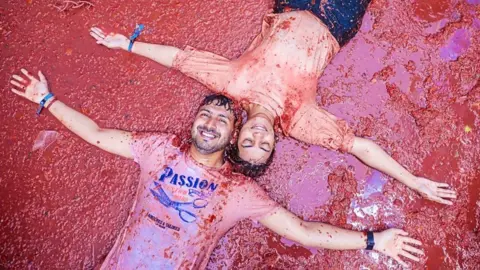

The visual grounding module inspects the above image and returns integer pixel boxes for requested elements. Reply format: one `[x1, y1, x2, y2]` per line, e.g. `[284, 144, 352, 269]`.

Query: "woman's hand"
[416, 177, 456, 205]
[90, 27, 129, 50]
[374, 229, 424, 268]
[10, 68, 50, 104]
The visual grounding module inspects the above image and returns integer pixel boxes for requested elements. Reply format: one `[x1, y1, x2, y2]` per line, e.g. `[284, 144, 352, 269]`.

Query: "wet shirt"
[101, 133, 278, 269]
[173, 10, 354, 152]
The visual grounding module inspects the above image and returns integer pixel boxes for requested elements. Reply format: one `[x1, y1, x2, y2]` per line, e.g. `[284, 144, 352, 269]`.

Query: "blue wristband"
[366, 231, 375, 250]
[128, 24, 144, 52]
[36, 93, 54, 116]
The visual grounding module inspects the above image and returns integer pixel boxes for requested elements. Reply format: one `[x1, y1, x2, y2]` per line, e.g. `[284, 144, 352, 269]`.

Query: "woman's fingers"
[10, 80, 25, 89]
[437, 183, 450, 188]
[437, 192, 456, 199]
[90, 31, 104, 41]
[20, 68, 36, 81]
[96, 40, 108, 46]
[90, 27, 106, 38]
[434, 196, 453, 205]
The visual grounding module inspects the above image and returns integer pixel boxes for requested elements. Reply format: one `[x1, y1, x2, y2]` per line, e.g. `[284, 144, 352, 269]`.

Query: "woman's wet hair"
[226, 143, 275, 178]
[199, 94, 238, 123]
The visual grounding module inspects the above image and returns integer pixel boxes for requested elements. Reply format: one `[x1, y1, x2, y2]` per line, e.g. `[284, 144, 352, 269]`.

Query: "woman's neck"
[245, 103, 276, 124]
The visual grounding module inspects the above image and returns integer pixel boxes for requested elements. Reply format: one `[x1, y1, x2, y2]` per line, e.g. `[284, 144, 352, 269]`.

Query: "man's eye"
[201, 113, 209, 117]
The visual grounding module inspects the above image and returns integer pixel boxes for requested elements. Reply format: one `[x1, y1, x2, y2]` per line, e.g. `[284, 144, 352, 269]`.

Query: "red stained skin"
[279, 20, 291, 30]
[0, 0, 479, 269]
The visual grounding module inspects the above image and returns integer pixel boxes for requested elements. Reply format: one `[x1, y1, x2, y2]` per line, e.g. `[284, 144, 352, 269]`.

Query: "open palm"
[416, 177, 456, 205]
[10, 69, 50, 104]
[90, 27, 129, 50]
[375, 229, 423, 268]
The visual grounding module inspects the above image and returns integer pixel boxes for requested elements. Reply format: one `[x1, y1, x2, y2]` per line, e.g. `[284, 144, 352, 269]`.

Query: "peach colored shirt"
[101, 133, 278, 269]
[173, 11, 354, 152]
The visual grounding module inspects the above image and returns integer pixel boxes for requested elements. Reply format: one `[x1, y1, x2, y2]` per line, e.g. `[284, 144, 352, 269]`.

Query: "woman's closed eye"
[242, 139, 253, 147]
[260, 143, 271, 152]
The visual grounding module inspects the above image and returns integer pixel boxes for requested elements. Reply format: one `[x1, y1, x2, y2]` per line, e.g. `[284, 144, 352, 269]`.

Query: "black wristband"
[366, 231, 375, 250]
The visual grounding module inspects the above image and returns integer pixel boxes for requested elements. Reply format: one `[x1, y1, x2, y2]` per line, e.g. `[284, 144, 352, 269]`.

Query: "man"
[10, 69, 423, 268]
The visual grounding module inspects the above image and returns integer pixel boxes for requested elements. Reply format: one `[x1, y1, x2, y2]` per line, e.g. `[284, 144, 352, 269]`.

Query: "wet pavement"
[0, 0, 479, 269]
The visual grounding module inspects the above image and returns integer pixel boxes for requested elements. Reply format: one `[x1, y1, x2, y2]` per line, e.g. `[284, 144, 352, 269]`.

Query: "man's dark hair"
[199, 94, 238, 123]
[226, 143, 275, 178]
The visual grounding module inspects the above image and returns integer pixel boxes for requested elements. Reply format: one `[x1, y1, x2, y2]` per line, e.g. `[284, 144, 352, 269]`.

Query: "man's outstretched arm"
[90, 27, 180, 68]
[350, 137, 457, 205]
[10, 68, 133, 159]
[260, 207, 424, 268]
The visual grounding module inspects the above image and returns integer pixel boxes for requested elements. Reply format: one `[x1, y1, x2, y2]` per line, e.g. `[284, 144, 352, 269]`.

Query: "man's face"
[191, 103, 235, 154]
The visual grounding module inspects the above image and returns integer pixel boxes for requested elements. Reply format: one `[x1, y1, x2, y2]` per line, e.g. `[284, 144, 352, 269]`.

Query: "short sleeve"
[130, 132, 173, 165]
[233, 180, 280, 221]
[172, 46, 233, 92]
[289, 104, 355, 153]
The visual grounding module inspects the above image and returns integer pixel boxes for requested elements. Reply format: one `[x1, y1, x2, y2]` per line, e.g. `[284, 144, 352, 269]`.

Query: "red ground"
[1, 0, 479, 269]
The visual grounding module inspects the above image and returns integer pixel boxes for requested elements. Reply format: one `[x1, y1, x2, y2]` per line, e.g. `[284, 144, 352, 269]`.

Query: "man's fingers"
[437, 183, 450, 188]
[20, 68, 36, 81]
[399, 250, 420, 262]
[402, 244, 424, 255]
[38, 71, 47, 83]
[12, 74, 26, 83]
[395, 229, 409, 236]
[11, 88, 25, 97]
[401, 237, 422, 246]
[394, 256, 409, 268]
[10, 80, 25, 89]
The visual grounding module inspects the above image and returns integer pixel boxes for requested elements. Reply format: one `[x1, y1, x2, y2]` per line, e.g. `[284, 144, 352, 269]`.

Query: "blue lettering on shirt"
[159, 166, 218, 192]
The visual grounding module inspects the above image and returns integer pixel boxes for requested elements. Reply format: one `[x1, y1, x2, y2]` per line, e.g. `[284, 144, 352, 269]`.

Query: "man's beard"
[191, 125, 231, 154]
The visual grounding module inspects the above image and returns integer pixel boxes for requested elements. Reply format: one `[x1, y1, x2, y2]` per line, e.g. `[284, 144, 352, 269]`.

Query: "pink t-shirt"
[101, 133, 279, 269]
[173, 11, 354, 152]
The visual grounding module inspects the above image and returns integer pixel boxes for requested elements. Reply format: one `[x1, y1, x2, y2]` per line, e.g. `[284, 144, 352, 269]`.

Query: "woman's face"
[237, 115, 275, 164]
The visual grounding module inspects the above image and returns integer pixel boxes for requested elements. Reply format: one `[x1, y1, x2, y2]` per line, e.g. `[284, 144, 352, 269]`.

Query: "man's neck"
[189, 145, 225, 168]
[245, 103, 275, 124]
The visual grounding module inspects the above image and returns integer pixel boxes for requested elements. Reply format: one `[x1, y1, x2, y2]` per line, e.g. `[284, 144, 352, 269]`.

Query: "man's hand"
[374, 229, 424, 268]
[10, 68, 50, 104]
[415, 177, 456, 205]
[90, 27, 129, 50]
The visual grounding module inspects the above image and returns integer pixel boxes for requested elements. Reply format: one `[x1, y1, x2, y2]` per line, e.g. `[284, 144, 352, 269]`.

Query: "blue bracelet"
[128, 24, 144, 52]
[36, 93, 54, 116]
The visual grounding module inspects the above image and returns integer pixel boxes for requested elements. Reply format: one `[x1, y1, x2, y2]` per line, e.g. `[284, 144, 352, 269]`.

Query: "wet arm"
[123, 42, 181, 68]
[47, 99, 133, 159]
[259, 207, 424, 267]
[350, 137, 418, 190]
[260, 207, 368, 250]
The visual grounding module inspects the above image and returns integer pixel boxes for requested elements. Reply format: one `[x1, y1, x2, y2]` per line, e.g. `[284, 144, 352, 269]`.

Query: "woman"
[89, 0, 457, 205]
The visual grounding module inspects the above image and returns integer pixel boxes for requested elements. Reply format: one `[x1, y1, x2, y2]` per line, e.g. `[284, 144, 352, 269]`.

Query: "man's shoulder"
[132, 132, 181, 148]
